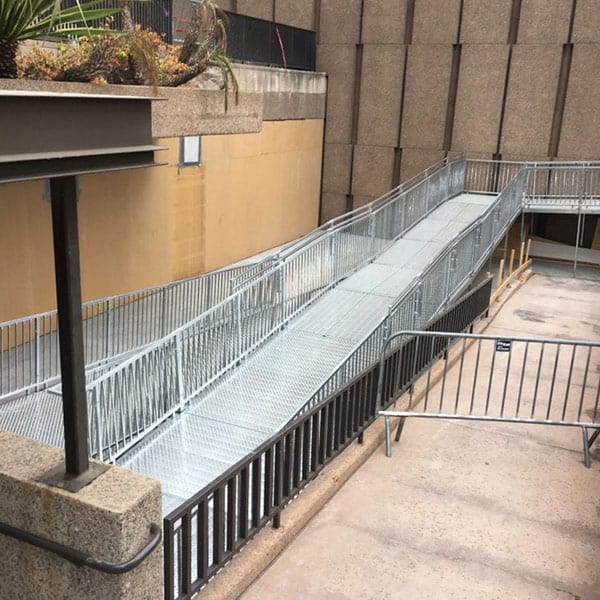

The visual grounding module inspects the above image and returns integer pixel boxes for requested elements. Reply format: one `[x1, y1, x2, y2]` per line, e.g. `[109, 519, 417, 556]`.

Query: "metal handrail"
[290, 170, 525, 420]
[230, 157, 452, 289]
[0, 262, 257, 399]
[0, 520, 161, 574]
[162, 273, 491, 599]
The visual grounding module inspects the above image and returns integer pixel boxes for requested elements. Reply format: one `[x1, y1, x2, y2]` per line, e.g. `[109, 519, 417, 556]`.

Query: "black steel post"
[50, 176, 90, 477]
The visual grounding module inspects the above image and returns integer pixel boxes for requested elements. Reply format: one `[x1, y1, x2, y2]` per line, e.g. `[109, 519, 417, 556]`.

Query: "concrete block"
[460, 0, 512, 44]
[262, 92, 326, 121]
[362, 0, 408, 44]
[0, 431, 162, 600]
[500, 45, 562, 157]
[401, 45, 453, 150]
[572, 0, 600, 43]
[559, 44, 600, 158]
[236, 0, 273, 21]
[412, 0, 461, 44]
[452, 45, 509, 154]
[275, 0, 315, 30]
[518, 0, 572, 44]
[400, 148, 445, 182]
[357, 44, 405, 147]
[322, 143, 353, 194]
[320, 192, 348, 223]
[317, 44, 357, 144]
[351, 145, 395, 198]
[318, 0, 362, 44]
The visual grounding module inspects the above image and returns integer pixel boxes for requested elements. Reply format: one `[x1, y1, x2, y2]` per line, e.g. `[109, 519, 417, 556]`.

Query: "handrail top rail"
[236, 156, 453, 279]
[382, 329, 600, 349]
[85, 161, 465, 390]
[465, 158, 600, 166]
[0, 262, 252, 328]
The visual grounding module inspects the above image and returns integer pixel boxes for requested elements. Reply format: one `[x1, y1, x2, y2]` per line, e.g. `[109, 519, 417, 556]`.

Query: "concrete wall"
[0, 431, 162, 599]
[309, 0, 600, 221]
[0, 119, 323, 322]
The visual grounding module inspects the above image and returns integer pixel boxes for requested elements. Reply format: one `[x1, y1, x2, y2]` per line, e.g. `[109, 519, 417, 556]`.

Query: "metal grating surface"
[188, 330, 356, 433]
[404, 218, 452, 242]
[0, 391, 64, 447]
[119, 414, 267, 513]
[376, 239, 446, 271]
[336, 264, 419, 299]
[115, 193, 498, 513]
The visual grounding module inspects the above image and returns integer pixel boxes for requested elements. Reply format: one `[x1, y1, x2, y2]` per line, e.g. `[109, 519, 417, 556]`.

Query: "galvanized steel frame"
[0, 264, 254, 401]
[292, 169, 525, 419]
[378, 330, 600, 467]
[84, 160, 464, 463]
[464, 158, 600, 213]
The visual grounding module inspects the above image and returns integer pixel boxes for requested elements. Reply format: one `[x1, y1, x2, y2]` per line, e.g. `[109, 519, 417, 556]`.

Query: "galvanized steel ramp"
[0, 160, 467, 469]
[117, 193, 499, 515]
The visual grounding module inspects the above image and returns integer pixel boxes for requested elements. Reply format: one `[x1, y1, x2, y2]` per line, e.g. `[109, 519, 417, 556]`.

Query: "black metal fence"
[61, 0, 173, 43]
[163, 276, 492, 599]
[224, 11, 316, 71]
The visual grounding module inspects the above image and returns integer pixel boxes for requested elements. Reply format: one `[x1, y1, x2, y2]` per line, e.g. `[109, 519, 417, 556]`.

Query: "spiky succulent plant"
[0, 0, 118, 78]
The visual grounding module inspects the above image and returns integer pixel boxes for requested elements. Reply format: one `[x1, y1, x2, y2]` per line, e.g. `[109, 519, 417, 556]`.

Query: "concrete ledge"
[0, 79, 263, 137]
[0, 61, 328, 136]
[0, 431, 162, 599]
[197, 272, 532, 600]
[219, 64, 327, 120]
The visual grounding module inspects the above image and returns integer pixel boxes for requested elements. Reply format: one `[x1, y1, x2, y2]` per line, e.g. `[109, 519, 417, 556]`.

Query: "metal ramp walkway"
[118, 192, 500, 514]
[2, 158, 600, 519]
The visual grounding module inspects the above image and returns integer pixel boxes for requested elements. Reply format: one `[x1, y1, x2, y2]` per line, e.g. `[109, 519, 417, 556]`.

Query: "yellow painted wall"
[202, 119, 324, 270]
[0, 119, 323, 322]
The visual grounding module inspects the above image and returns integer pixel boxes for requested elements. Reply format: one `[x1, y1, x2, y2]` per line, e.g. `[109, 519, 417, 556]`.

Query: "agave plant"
[0, 0, 119, 78]
[165, 0, 238, 108]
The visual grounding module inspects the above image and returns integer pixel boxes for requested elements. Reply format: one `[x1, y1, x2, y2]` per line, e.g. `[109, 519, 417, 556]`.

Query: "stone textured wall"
[317, 0, 600, 220]
[220, 0, 600, 222]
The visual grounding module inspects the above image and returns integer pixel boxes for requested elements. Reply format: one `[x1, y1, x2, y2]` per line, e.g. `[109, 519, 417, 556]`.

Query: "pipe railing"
[0, 263, 254, 400]
[162, 271, 493, 600]
[230, 156, 452, 290]
[1, 158, 454, 403]
[464, 159, 600, 213]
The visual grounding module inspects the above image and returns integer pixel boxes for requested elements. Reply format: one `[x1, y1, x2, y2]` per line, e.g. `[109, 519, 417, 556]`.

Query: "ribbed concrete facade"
[217, 0, 600, 222]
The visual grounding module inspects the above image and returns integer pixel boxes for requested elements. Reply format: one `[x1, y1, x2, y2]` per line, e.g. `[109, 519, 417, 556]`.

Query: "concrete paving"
[242, 270, 600, 600]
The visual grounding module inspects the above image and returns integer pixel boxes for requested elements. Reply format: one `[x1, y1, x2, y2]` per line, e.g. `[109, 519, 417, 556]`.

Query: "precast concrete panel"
[452, 45, 509, 154]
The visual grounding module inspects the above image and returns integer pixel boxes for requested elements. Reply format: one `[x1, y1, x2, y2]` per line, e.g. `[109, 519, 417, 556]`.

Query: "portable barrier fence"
[377, 331, 600, 467]
[162, 277, 492, 599]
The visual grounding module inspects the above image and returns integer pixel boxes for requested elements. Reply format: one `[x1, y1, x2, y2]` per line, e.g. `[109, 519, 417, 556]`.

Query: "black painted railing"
[61, 0, 173, 43]
[163, 276, 492, 599]
[223, 11, 316, 71]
